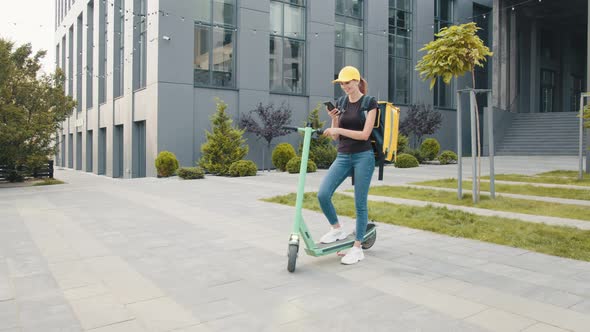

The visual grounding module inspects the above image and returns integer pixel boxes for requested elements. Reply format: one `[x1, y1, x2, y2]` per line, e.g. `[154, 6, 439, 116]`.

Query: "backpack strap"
[336, 95, 347, 113]
[359, 95, 372, 113]
[358, 95, 377, 125]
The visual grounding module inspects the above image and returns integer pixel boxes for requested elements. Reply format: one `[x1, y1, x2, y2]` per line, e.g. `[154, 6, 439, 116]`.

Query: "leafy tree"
[200, 98, 248, 176]
[239, 102, 292, 171]
[0, 39, 76, 180]
[399, 104, 442, 149]
[415, 22, 492, 202]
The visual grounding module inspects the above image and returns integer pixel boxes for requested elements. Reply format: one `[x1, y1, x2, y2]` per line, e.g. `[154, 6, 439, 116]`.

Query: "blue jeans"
[318, 150, 375, 241]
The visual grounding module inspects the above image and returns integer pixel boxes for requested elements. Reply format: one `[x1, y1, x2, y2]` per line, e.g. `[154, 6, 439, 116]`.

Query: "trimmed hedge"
[272, 143, 296, 171]
[286, 157, 317, 174]
[420, 138, 440, 161]
[178, 167, 205, 179]
[155, 151, 179, 177]
[229, 160, 258, 177]
[395, 153, 419, 168]
[438, 150, 458, 165]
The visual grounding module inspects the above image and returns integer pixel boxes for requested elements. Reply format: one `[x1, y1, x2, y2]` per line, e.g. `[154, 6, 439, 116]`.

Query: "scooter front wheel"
[287, 244, 298, 272]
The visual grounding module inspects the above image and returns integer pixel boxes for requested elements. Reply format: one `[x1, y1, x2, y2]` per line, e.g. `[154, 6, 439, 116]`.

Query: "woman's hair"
[359, 77, 368, 95]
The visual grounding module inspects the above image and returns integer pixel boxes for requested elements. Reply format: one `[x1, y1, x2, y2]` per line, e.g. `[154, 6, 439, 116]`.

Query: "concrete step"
[497, 112, 583, 156]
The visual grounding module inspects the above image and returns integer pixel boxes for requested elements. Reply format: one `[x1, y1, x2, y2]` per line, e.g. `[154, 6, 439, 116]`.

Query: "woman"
[319, 66, 377, 265]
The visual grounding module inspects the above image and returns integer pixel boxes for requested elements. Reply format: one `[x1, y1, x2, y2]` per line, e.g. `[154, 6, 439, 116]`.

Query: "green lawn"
[365, 186, 590, 221]
[263, 193, 590, 262]
[482, 170, 590, 187]
[412, 178, 590, 201]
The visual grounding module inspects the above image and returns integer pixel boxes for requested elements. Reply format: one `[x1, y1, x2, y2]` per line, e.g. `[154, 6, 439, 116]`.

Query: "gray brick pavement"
[0, 156, 589, 331]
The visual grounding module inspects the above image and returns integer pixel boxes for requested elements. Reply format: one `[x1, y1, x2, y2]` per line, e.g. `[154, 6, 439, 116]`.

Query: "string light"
[6, 0, 546, 58]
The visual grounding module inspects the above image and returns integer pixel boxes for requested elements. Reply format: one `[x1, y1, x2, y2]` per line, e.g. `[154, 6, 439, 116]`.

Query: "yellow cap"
[332, 66, 361, 83]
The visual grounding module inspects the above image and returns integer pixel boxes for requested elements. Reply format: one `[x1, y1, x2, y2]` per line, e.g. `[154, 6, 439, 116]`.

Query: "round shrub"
[420, 138, 440, 161]
[272, 143, 296, 171]
[155, 151, 179, 177]
[229, 160, 258, 177]
[310, 145, 337, 169]
[438, 150, 458, 165]
[397, 134, 409, 154]
[395, 153, 419, 168]
[286, 157, 317, 174]
[177, 167, 205, 179]
[405, 148, 425, 164]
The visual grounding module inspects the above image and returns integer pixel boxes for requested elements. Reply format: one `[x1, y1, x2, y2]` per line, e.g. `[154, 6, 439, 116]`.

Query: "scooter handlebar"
[282, 126, 324, 136]
[282, 126, 300, 132]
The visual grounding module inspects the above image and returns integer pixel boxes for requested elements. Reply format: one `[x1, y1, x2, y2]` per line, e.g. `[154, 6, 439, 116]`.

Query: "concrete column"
[492, 0, 501, 109]
[499, 6, 509, 110]
[509, 10, 517, 112]
[529, 20, 537, 113]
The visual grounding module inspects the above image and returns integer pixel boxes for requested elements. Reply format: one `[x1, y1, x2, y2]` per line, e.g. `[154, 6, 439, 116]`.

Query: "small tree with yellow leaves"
[415, 22, 492, 201]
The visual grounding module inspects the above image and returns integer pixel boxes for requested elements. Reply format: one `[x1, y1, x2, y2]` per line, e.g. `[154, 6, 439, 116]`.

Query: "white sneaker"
[319, 225, 348, 244]
[341, 246, 364, 265]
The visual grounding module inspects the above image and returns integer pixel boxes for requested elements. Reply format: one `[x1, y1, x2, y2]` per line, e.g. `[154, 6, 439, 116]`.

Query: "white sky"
[0, 0, 55, 75]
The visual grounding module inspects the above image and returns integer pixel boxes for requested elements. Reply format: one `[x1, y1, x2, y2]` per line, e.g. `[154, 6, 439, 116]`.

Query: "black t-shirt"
[337, 95, 378, 153]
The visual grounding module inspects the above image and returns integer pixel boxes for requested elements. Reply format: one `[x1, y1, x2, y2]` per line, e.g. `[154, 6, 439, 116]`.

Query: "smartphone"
[323, 101, 336, 111]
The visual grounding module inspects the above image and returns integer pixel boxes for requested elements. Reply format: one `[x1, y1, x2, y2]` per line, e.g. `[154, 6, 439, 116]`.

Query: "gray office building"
[54, 0, 589, 178]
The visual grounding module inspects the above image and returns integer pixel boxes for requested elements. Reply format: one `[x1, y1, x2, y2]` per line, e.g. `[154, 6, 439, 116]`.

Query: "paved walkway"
[1, 156, 590, 331]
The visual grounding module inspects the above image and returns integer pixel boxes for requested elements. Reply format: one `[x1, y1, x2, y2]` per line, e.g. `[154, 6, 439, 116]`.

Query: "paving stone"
[521, 323, 572, 332]
[0, 300, 19, 330]
[87, 319, 145, 332]
[127, 296, 199, 331]
[464, 308, 536, 332]
[69, 294, 134, 330]
[570, 299, 590, 315]
[364, 275, 488, 319]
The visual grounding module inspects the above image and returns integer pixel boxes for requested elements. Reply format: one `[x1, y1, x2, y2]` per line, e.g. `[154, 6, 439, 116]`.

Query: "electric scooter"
[283, 124, 377, 273]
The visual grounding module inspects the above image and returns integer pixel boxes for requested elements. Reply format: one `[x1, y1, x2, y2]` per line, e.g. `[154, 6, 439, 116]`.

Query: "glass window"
[213, 0, 235, 26]
[211, 28, 235, 87]
[269, 0, 306, 94]
[336, 0, 362, 18]
[194, 0, 237, 88]
[388, 0, 411, 104]
[86, 1, 94, 109]
[194, 26, 210, 86]
[134, 0, 147, 90]
[335, 0, 364, 98]
[115, 0, 125, 97]
[434, 0, 453, 108]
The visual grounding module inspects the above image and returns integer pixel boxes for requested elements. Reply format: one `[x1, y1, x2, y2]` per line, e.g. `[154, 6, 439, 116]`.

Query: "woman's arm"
[330, 108, 377, 141]
[328, 108, 341, 140]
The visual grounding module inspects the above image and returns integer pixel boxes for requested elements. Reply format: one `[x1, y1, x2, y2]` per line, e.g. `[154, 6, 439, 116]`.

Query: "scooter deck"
[316, 233, 357, 250]
[306, 223, 376, 256]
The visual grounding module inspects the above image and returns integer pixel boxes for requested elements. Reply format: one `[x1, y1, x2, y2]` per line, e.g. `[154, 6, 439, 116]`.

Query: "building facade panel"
[55, 0, 585, 177]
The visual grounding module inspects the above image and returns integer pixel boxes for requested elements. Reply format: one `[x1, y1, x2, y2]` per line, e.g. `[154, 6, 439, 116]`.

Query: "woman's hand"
[323, 128, 340, 140]
[326, 107, 341, 121]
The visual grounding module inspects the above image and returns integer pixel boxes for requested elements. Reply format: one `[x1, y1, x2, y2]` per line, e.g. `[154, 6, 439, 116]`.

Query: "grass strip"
[263, 192, 590, 262]
[365, 186, 590, 222]
[481, 170, 590, 187]
[412, 178, 590, 201]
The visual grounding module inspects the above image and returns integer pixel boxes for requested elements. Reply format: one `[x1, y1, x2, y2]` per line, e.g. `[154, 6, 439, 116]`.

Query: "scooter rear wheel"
[287, 244, 298, 272]
[361, 231, 376, 250]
